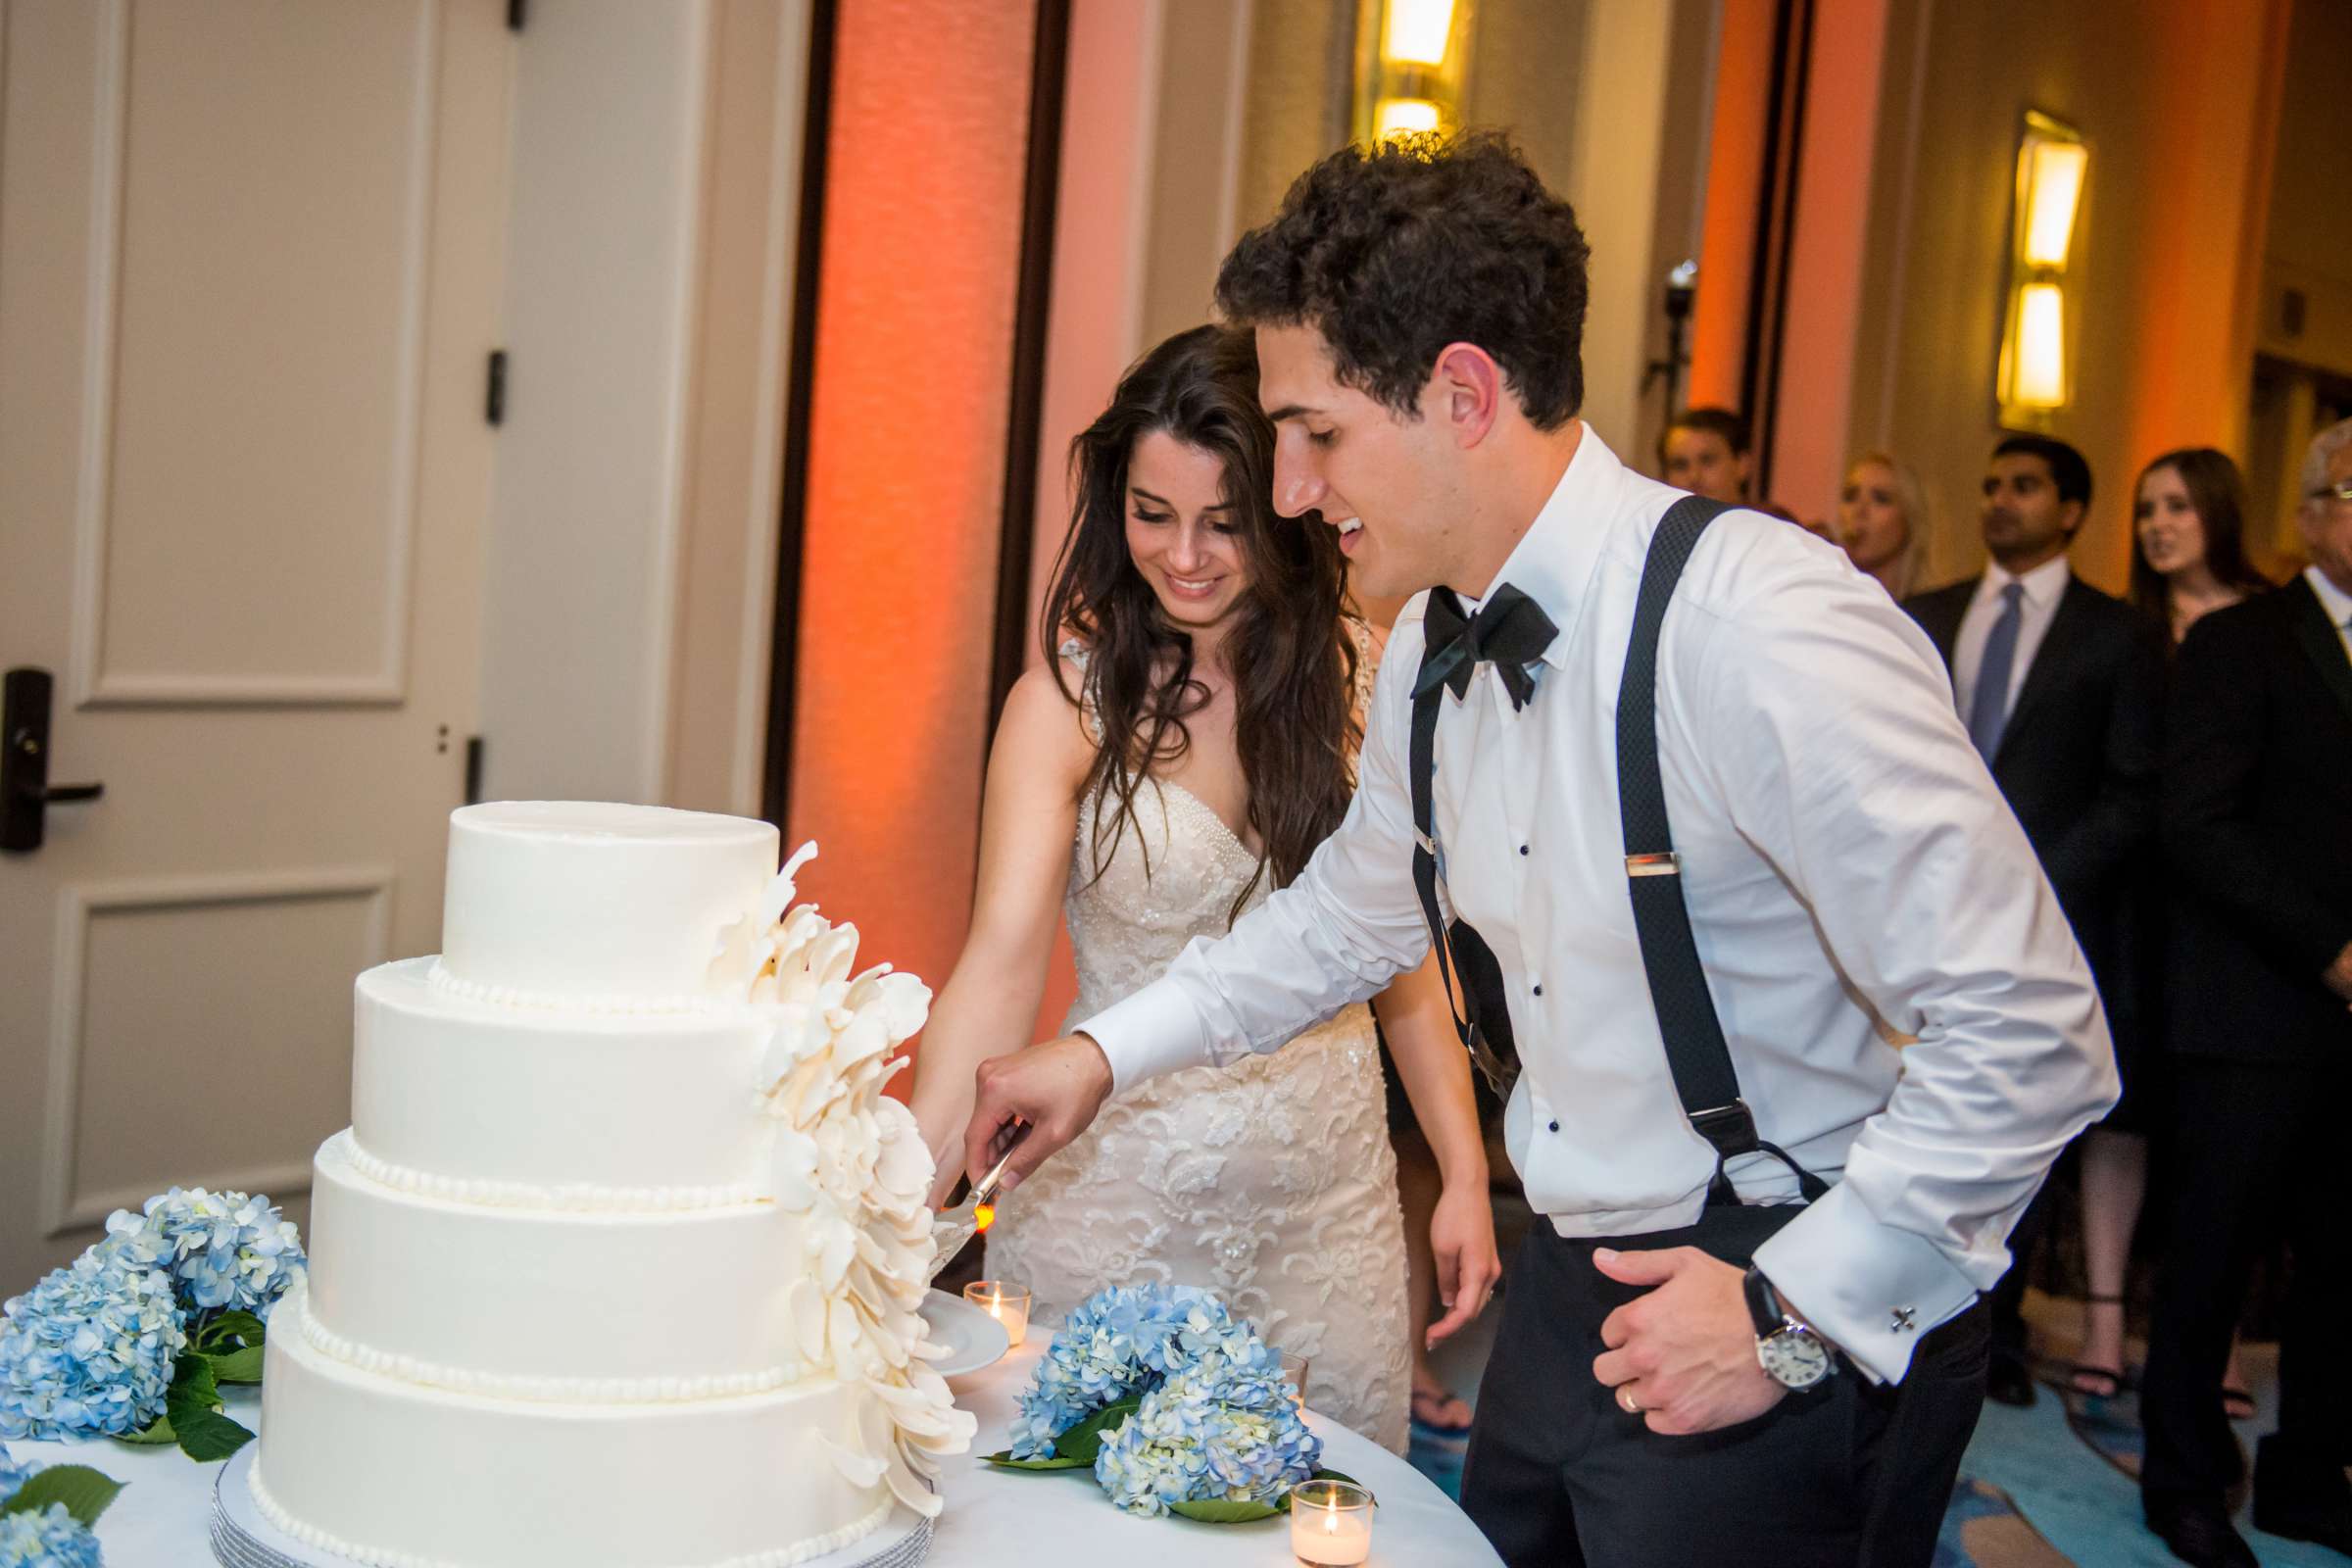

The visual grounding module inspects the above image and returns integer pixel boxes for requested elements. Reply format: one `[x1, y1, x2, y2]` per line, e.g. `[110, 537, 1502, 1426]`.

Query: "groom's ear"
[1427, 342, 1504, 450]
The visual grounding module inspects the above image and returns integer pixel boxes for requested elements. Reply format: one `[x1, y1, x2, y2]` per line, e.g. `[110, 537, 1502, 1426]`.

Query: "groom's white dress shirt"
[1081, 427, 2117, 1385]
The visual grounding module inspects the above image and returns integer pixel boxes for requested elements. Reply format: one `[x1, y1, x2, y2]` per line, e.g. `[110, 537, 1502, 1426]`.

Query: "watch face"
[1758, 1329, 1832, 1390]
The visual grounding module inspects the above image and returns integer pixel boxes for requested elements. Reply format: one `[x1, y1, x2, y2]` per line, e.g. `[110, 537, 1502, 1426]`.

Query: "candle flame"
[973, 1201, 996, 1233]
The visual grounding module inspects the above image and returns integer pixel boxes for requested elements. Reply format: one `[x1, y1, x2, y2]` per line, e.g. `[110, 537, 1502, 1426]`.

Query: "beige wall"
[2258, 0, 2352, 377]
[666, 0, 815, 814]
[1224, 0, 1714, 461]
[1846, 0, 2285, 593]
[479, 0, 715, 804]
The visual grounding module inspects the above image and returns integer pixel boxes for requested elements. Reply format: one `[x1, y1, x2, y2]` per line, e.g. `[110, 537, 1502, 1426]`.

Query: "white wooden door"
[0, 0, 511, 1286]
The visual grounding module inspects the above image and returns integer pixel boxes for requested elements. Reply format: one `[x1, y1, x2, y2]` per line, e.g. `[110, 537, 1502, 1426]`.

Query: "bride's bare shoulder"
[996, 658, 1098, 781]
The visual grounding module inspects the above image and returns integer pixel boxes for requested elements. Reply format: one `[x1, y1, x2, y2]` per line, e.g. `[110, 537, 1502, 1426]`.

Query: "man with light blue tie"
[1905, 435, 2165, 1408]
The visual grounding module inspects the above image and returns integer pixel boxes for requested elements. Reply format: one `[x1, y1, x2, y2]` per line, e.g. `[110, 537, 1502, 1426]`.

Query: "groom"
[963, 134, 2116, 1567]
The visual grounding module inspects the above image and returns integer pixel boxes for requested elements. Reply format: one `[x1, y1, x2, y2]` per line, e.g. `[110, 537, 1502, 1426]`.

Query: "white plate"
[919, 1291, 1010, 1377]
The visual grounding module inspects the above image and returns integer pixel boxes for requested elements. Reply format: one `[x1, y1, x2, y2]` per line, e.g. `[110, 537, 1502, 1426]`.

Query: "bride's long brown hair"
[1040, 324, 1360, 925]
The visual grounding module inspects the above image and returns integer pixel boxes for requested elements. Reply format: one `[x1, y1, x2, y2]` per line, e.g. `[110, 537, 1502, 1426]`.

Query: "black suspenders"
[1407, 494, 1828, 1205]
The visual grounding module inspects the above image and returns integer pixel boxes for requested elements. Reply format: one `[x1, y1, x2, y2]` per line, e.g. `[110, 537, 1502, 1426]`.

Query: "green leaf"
[113, 1413, 177, 1446]
[172, 1349, 221, 1404]
[1051, 1397, 1141, 1465]
[167, 1349, 254, 1462]
[981, 1449, 1093, 1472]
[978, 1396, 1143, 1472]
[166, 1396, 254, 1463]
[1168, 1496, 1283, 1524]
[193, 1310, 267, 1354]
[0, 1464, 125, 1526]
[204, 1344, 267, 1384]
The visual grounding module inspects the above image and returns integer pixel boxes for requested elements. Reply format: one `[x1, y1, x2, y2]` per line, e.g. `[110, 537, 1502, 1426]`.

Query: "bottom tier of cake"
[253, 1287, 892, 1568]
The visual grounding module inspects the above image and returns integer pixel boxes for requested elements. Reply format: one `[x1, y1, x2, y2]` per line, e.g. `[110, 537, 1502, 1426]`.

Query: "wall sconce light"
[1996, 112, 2086, 425]
[1356, 0, 1470, 144]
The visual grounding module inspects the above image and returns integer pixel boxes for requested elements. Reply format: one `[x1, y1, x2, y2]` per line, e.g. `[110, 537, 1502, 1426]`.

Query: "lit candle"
[1289, 1479, 1373, 1566]
[962, 1281, 1030, 1347]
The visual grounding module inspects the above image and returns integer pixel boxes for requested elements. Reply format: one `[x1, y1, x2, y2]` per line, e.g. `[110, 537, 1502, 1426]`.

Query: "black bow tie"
[1414, 584, 1560, 711]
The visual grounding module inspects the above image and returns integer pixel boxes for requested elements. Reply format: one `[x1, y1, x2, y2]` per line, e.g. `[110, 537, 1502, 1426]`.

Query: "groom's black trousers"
[1460, 1200, 1988, 1567]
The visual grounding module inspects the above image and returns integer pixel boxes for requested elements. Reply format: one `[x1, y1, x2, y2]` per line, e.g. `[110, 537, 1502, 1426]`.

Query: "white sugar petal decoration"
[875, 1122, 931, 1201]
[858, 1393, 895, 1454]
[823, 1433, 889, 1490]
[707, 916, 760, 991]
[904, 1407, 978, 1455]
[762, 842, 820, 927]
[818, 1218, 857, 1288]
[810, 924, 862, 988]
[844, 1259, 890, 1323]
[788, 1278, 830, 1363]
[904, 1361, 953, 1406]
[869, 972, 933, 1042]
[884, 1448, 944, 1519]
[835, 1008, 891, 1066]
[769, 1130, 822, 1211]
[759, 1005, 816, 1086]
[828, 1297, 863, 1364]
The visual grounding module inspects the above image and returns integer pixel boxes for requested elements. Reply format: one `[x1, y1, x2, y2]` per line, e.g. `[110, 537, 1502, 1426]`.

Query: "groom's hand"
[963, 1034, 1115, 1195]
[1589, 1247, 1786, 1435]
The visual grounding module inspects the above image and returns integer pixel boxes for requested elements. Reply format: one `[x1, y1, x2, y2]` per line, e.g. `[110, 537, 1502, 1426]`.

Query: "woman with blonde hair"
[1835, 450, 1930, 599]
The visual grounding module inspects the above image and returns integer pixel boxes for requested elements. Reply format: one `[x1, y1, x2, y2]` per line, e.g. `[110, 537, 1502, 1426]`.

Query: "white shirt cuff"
[1078, 979, 1214, 1097]
[1749, 1180, 1982, 1386]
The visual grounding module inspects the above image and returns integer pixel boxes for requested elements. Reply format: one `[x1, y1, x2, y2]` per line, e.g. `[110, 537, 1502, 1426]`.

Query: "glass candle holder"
[1277, 1350, 1312, 1406]
[962, 1281, 1031, 1347]
[1289, 1478, 1374, 1565]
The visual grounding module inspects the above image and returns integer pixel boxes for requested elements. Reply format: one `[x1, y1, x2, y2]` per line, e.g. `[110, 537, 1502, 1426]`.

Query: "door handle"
[4, 667, 105, 853]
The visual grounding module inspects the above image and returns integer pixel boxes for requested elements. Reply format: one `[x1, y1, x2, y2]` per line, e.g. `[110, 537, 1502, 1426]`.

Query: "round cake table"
[11, 1341, 1500, 1567]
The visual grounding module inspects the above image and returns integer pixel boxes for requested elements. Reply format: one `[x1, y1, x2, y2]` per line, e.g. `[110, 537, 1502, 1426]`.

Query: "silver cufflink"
[1890, 1306, 1918, 1333]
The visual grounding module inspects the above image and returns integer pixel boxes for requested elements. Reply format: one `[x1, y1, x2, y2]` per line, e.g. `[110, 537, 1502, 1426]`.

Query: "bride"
[908, 325, 1497, 1451]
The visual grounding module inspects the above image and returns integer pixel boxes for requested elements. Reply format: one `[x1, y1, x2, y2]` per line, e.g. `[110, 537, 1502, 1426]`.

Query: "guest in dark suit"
[2138, 417, 2352, 1568]
[1905, 434, 2163, 1410]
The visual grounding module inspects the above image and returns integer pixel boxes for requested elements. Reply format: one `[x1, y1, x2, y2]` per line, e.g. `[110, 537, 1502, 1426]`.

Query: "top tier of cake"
[437, 801, 778, 1006]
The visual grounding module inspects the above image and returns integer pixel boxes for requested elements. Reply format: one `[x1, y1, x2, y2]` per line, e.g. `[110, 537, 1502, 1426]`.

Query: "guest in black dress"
[2069, 450, 2269, 1409]
[2138, 418, 2352, 1568]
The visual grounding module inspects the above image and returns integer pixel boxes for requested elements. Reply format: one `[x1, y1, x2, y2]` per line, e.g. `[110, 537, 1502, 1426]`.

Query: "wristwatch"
[1742, 1265, 1836, 1392]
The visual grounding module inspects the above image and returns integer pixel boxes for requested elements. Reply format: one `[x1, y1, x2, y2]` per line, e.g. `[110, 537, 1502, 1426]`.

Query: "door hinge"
[485, 350, 508, 427]
[465, 736, 486, 806]
[507, 0, 526, 32]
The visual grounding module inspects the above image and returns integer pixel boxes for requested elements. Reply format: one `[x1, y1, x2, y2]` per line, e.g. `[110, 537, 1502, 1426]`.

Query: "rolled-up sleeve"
[1083, 625, 1436, 1096]
[1689, 564, 2119, 1383]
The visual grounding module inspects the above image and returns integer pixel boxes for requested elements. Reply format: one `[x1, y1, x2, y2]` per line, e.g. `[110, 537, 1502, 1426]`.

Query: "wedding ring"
[1617, 1386, 1642, 1415]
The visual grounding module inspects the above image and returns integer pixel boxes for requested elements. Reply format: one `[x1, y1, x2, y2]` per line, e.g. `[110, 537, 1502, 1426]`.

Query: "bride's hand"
[1425, 1177, 1502, 1349]
[964, 1033, 1115, 1194]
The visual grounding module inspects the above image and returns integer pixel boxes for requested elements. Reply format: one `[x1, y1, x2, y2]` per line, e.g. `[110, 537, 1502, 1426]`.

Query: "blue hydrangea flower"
[99, 1187, 305, 1322]
[0, 1444, 31, 1502]
[0, 1502, 104, 1568]
[0, 1252, 184, 1441]
[1093, 1349, 1323, 1518]
[1006, 1283, 1240, 1459]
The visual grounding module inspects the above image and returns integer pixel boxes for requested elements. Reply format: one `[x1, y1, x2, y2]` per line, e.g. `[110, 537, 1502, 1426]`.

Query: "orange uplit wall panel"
[2121, 0, 2289, 475]
[1767, 0, 1890, 524]
[1686, 0, 1778, 413]
[787, 0, 1039, 1016]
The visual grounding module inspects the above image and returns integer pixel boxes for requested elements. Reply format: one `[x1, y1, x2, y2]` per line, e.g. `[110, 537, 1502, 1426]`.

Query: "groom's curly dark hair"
[1214, 131, 1591, 431]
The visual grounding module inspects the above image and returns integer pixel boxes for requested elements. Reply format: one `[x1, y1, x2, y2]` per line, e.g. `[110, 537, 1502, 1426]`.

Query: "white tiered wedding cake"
[251, 802, 973, 1566]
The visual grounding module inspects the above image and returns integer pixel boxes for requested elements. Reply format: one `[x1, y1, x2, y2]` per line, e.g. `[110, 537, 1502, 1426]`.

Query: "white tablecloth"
[13, 1343, 1499, 1567]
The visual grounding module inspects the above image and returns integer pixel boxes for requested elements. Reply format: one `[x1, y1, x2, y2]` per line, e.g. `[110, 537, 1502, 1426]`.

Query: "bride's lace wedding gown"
[985, 647, 1412, 1453]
